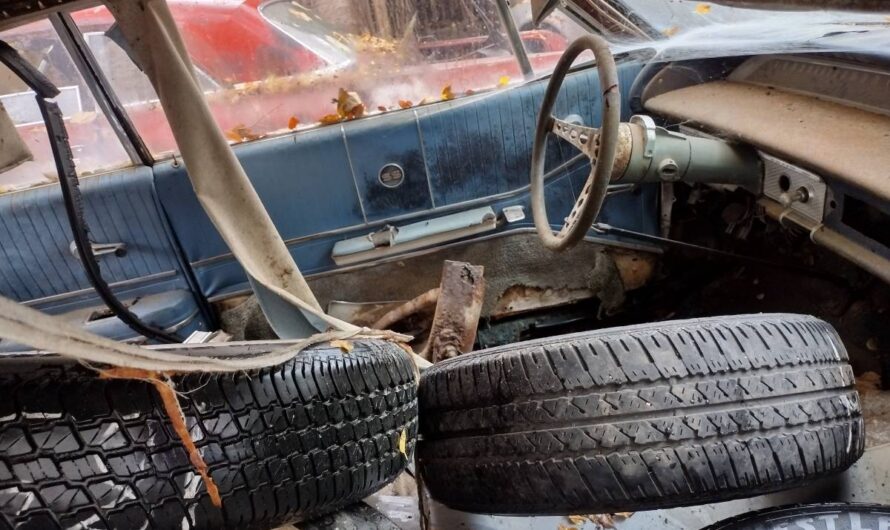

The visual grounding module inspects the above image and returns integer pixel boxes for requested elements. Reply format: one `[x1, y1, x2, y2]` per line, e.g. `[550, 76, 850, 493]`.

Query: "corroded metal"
[426, 261, 485, 363]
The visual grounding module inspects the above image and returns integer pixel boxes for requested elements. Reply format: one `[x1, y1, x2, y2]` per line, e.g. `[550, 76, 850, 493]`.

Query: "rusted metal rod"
[424, 261, 485, 363]
[372, 288, 440, 330]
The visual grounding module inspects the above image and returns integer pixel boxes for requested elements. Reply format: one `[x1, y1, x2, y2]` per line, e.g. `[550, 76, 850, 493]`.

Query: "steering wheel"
[530, 35, 621, 251]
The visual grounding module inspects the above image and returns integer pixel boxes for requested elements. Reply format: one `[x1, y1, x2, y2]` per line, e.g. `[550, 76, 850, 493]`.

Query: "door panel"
[0, 166, 209, 340]
[154, 125, 366, 263]
[155, 63, 657, 301]
[344, 114, 432, 221]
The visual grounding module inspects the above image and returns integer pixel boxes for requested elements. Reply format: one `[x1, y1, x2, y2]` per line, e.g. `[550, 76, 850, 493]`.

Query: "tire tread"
[418, 314, 863, 514]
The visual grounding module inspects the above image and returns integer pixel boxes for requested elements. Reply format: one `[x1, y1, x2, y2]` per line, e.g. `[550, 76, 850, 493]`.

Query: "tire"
[705, 503, 890, 530]
[0, 340, 418, 529]
[417, 314, 863, 515]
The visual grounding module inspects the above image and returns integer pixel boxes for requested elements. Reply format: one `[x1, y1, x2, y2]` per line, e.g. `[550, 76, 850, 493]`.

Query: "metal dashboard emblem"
[378, 163, 405, 188]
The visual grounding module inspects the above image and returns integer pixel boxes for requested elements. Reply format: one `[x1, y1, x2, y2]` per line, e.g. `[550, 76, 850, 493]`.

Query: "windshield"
[622, 0, 888, 34]
[258, 1, 355, 68]
[568, 0, 890, 59]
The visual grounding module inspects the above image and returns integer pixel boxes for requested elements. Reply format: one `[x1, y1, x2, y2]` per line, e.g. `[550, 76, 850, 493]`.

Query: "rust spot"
[611, 250, 657, 290]
[492, 284, 596, 320]
[425, 261, 485, 363]
[610, 123, 635, 181]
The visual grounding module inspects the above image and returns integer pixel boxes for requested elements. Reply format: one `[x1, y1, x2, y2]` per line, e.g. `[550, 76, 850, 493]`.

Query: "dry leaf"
[557, 526, 578, 530]
[336, 88, 365, 120]
[318, 113, 343, 125]
[694, 3, 711, 14]
[398, 99, 413, 109]
[398, 429, 407, 457]
[377, 105, 387, 112]
[330, 339, 354, 353]
[351, 32, 399, 53]
[662, 25, 680, 37]
[498, 75, 510, 87]
[225, 123, 261, 142]
[287, 115, 299, 129]
[566, 513, 633, 529]
[441, 84, 455, 101]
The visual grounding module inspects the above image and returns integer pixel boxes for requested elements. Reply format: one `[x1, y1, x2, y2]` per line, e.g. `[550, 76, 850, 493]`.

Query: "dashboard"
[639, 54, 890, 280]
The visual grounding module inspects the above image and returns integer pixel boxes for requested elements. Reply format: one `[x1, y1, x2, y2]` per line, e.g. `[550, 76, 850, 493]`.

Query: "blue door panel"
[344, 113, 433, 221]
[189, 163, 658, 302]
[0, 165, 208, 344]
[0, 167, 181, 301]
[154, 125, 365, 263]
[155, 63, 655, 301]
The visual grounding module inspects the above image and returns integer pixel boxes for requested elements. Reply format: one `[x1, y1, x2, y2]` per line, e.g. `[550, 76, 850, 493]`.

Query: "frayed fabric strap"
[0, 295, 410, 372]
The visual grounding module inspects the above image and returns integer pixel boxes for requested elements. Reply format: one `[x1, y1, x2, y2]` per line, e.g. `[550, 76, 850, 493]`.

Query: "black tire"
[705, 503, 890, 530]
[417, 314, 864, 515]
[0, 340, 418, 529]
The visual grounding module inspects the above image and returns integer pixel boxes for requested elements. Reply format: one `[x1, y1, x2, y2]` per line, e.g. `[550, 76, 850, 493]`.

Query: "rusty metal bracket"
[424, 261, 485, 363]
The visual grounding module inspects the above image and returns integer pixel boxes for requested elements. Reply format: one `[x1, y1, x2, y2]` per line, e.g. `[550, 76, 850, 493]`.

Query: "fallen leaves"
[498, 75, 510, 87]
[351, 32, 399, 54]
[398, 429, 408, 457]
[224, 124, 262, 142]
[566, 513, 634, 529]
[441, 84, 455, 101]
[287, 116, 299, 129]
[398, 99, 413, 109]
[662, 25, 680, 37]
[318, 113, 342, 125]
[330, 339, 354, 353]
[317, 88, 366, 126]
[694, 2, 711, 14]
[336, 88, 366, 119]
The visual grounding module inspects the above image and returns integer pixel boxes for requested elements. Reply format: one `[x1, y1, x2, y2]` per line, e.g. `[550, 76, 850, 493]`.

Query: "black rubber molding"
[417, 314, 864, 515]
[0, 340, 417, 529]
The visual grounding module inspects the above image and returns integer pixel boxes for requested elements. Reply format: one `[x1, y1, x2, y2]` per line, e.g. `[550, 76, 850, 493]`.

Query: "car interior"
[0, 0, 888, 527]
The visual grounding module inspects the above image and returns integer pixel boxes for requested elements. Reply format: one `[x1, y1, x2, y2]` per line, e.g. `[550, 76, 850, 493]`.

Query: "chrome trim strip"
[22, 270, 179, 306]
